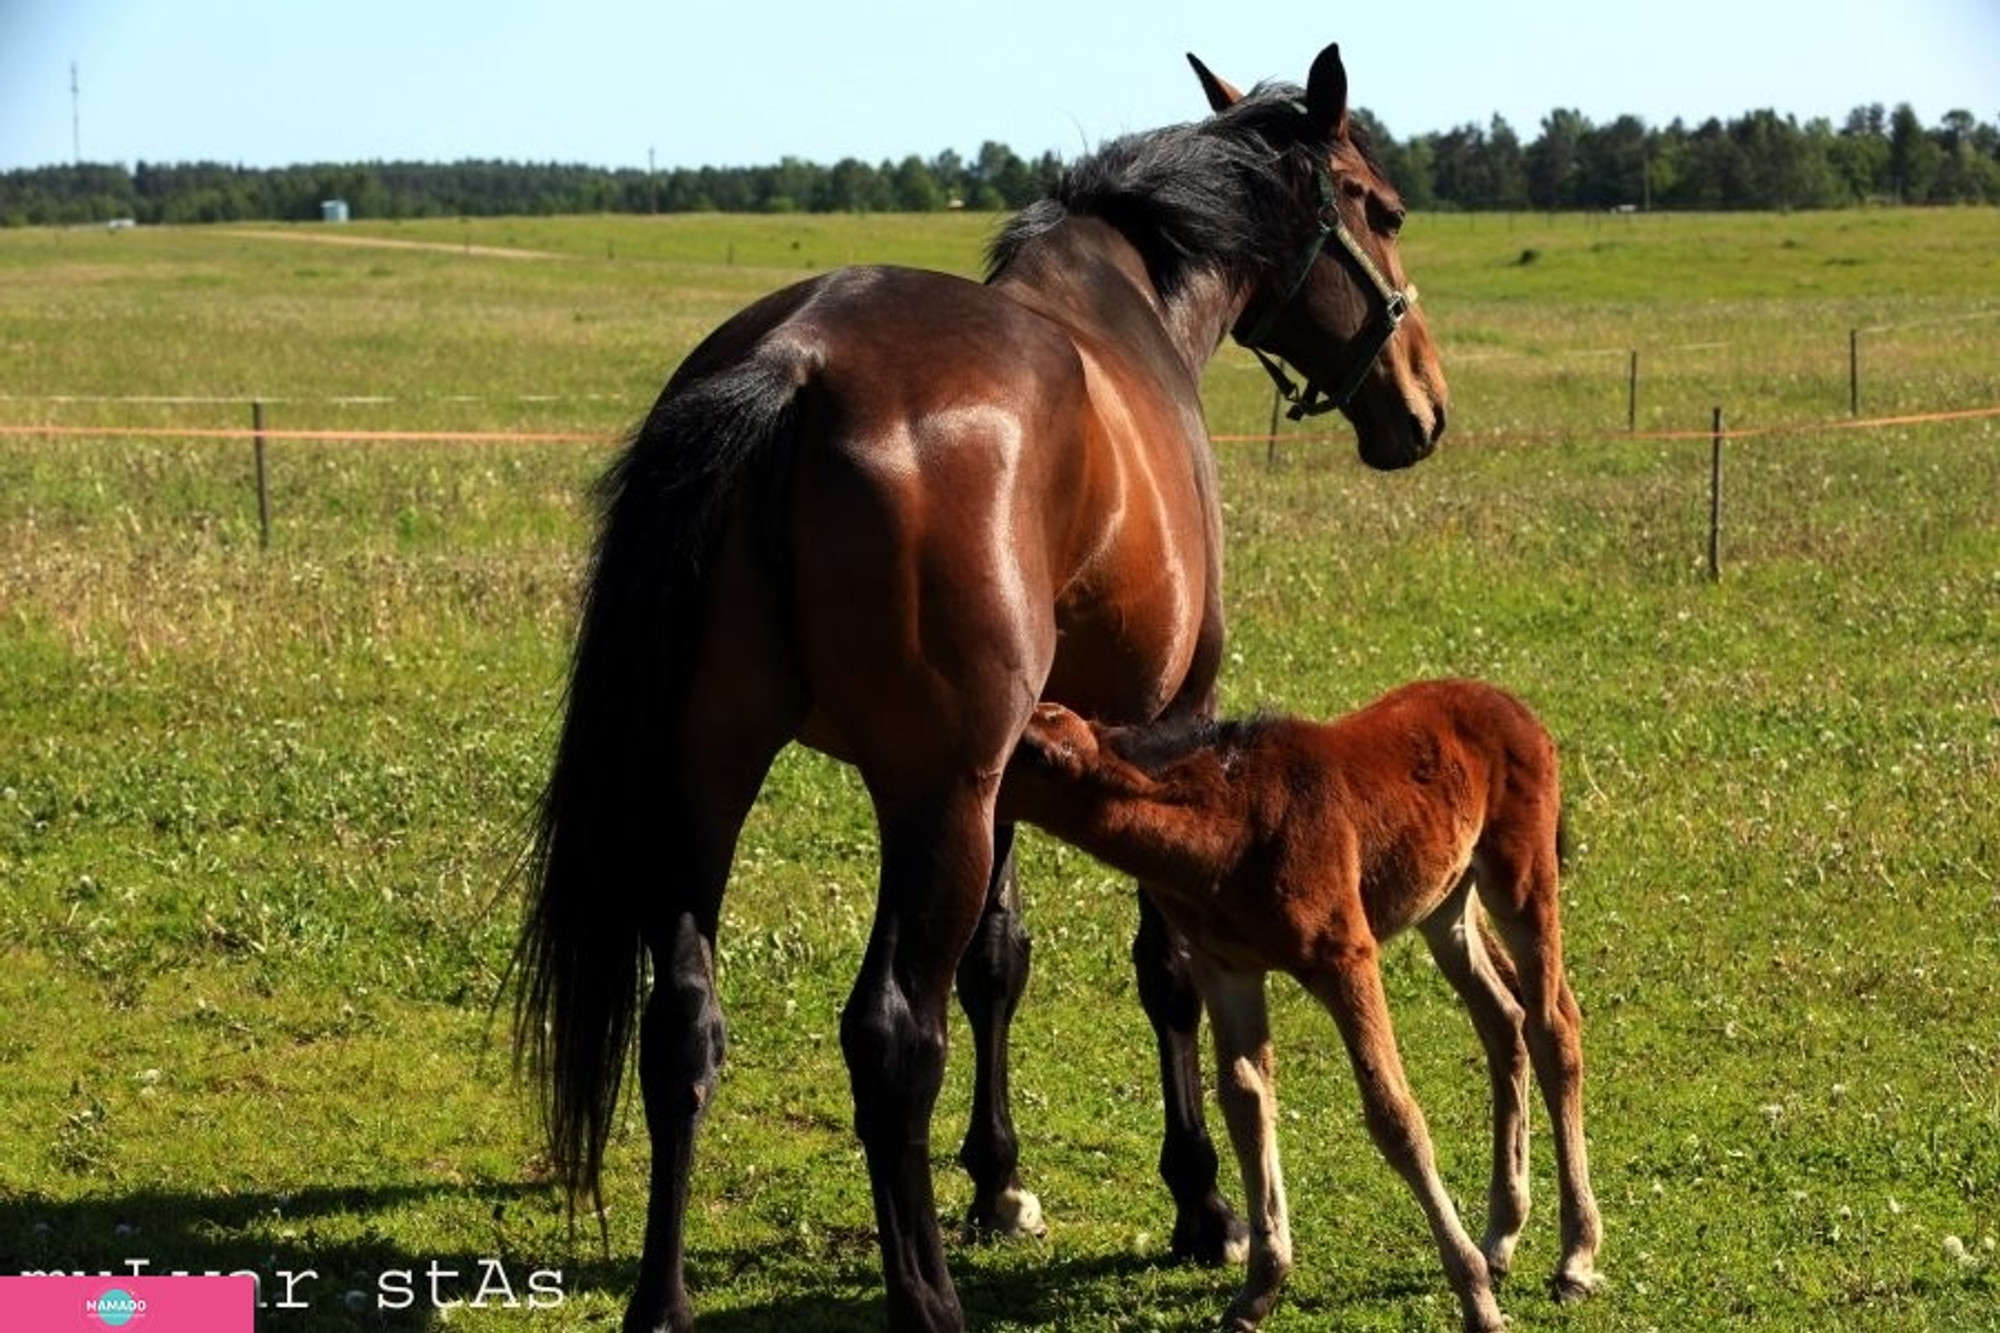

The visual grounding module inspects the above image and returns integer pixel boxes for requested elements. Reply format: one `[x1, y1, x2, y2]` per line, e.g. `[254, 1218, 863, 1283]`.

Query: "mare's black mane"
[985, 82, 1325, 299]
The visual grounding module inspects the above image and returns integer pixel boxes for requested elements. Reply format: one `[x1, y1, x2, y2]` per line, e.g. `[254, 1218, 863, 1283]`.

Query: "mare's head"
[1193, 44, 1448, 469]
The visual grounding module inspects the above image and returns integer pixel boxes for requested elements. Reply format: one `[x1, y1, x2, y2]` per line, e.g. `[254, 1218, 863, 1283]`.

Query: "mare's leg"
[1418, 885, 1532, 1278]
[1484, 860, 1606, 1302]
[842, 782, 998, 1332]
[955, 824, 1045, 1239]
[629, 906, 726, 1333]
[1197, 967, 1292, 1331]
[1307, 944, 1505, 1333]
[626, 740, 789, 1333]
[1135, 893, 1249, 1264]
[622, 510, 800, 1333]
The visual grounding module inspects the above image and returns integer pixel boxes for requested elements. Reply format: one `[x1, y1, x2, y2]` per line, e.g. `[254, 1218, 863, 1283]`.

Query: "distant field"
[0, 208, 1995, 1331]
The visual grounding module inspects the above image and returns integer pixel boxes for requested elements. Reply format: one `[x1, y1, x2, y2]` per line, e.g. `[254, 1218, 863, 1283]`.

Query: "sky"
[1, 0, 1995, 173]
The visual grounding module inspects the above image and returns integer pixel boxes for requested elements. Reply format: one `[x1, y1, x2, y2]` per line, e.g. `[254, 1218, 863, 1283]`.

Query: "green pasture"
[0, 207, 1995, 1331]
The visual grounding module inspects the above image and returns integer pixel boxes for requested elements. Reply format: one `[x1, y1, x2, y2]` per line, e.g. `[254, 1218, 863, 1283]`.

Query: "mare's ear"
[1186, 52, 1242, 113]
[1303, 42, 1350, 141]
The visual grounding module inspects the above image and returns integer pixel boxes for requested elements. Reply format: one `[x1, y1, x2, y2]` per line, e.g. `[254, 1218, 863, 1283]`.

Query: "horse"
[512, 42, 1447, 1332]
[1003, 682, 1606, 1332]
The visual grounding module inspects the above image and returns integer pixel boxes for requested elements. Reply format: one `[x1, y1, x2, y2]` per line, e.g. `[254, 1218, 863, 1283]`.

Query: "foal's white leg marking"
[1198, 967, 1291, 1330]
[1421, 886, 1532, 1277]
[1311, 949, 1506, 1333]
[1533, 972, 1605, 1301]
[1492, 893, 1607, 1303]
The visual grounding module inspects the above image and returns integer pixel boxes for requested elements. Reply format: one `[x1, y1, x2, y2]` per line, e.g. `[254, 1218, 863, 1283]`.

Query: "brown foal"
[1003, 679, 1605, 1332]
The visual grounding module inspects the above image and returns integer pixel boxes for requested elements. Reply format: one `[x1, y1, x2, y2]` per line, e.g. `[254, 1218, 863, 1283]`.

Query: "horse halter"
[1238, 160, 1419, 420]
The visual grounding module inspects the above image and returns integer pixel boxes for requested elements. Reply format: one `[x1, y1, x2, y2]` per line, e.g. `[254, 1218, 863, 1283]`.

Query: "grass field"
[1, 206, 1996, 1331]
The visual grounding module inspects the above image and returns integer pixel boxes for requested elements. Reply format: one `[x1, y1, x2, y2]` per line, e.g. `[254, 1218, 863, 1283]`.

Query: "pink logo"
[0, 1276, 254, 1332]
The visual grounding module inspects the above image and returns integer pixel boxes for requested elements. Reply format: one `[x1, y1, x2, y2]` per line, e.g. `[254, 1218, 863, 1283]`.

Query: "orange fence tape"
[2, 404, 1995, 451]
[0, 423, 612, 445]
[1215, 403, 2000, 448]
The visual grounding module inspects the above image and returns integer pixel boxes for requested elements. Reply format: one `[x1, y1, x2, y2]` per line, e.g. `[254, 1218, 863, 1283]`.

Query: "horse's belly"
[1043, 593, 1208, 723]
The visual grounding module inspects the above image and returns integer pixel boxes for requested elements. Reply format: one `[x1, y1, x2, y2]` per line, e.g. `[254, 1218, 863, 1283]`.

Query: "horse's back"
[1327, 680, 1552, 769]
[665, 263, 1219, 774]
[1335, 680, 1558, 815]
[1283, 681, 1558, 935]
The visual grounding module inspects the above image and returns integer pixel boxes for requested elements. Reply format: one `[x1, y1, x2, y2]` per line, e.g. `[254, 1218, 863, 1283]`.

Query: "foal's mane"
[1101, 710, 1283, 778]
[985, 83, 1323, 299]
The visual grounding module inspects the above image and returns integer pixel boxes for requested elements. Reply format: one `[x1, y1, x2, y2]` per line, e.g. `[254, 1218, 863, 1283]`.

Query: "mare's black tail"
[512, 359, 799, 1211]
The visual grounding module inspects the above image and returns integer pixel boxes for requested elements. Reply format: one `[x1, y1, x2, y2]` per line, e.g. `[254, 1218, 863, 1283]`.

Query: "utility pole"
[71, 61, 81, 163]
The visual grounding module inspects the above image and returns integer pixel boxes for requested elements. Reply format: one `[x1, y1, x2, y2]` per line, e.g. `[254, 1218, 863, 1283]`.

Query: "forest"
[3, 100, 1995, 226]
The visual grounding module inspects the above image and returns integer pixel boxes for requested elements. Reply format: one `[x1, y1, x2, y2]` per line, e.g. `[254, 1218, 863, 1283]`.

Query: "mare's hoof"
[622, 1303, 694, 1333]
[963, 1186, 1048, 1242]
[1171, 1194, 1251, 1267]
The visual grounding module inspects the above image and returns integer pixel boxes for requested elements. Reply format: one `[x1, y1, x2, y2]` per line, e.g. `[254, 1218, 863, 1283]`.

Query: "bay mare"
[513, 43, 1447, 1332]
[1005, 683, 1606, 1331]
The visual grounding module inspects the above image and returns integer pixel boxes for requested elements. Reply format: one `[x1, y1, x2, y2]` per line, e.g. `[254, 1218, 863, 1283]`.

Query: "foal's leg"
[1307, 944, 1505, 1333]
[1135, 893, 1250, 1264]
[1418, 885, 1532, 1278]
[841, 783, 997, 1332]
[1486, 870, 1606, 1302]
[1197, 966, 1292, 1330]
[955, 823, 1045, 1239]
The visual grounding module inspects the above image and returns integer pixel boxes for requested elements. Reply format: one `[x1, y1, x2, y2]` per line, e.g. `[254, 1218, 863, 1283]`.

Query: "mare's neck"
[989, 216, 1250, 385]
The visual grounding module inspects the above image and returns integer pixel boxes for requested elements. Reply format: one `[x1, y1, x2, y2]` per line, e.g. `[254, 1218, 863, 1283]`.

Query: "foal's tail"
[512, 358, 801, 1212]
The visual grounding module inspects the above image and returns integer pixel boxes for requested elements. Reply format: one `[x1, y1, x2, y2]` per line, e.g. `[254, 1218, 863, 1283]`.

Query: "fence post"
[1628, 350, 1639, 431]
[253, 400, 271, 549]
[1849, 327, 1860, 417]
[1707, 406, 1724, 582]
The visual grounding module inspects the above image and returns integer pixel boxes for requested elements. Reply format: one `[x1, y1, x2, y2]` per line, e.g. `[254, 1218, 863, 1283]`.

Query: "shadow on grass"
[0, 1185, 1178, 1330]
[0, 1182, 588, 1330]
[686, 1245, 1168, 1333]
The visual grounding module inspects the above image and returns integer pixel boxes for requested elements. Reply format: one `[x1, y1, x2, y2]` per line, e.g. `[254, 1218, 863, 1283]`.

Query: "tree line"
[4, 102, 1995, 227]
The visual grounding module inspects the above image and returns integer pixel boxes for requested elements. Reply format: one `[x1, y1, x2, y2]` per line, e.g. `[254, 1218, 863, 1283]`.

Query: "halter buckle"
[1383, 288, 1411, 330]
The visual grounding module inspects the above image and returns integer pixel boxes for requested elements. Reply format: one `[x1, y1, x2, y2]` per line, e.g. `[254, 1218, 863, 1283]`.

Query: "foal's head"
[1012, 702, 1105, 783]
[1013, 703, 1273, 793]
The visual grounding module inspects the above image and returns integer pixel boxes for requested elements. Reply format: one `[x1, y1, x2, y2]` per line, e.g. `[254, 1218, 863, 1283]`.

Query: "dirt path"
[226, 228, 560, 260]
